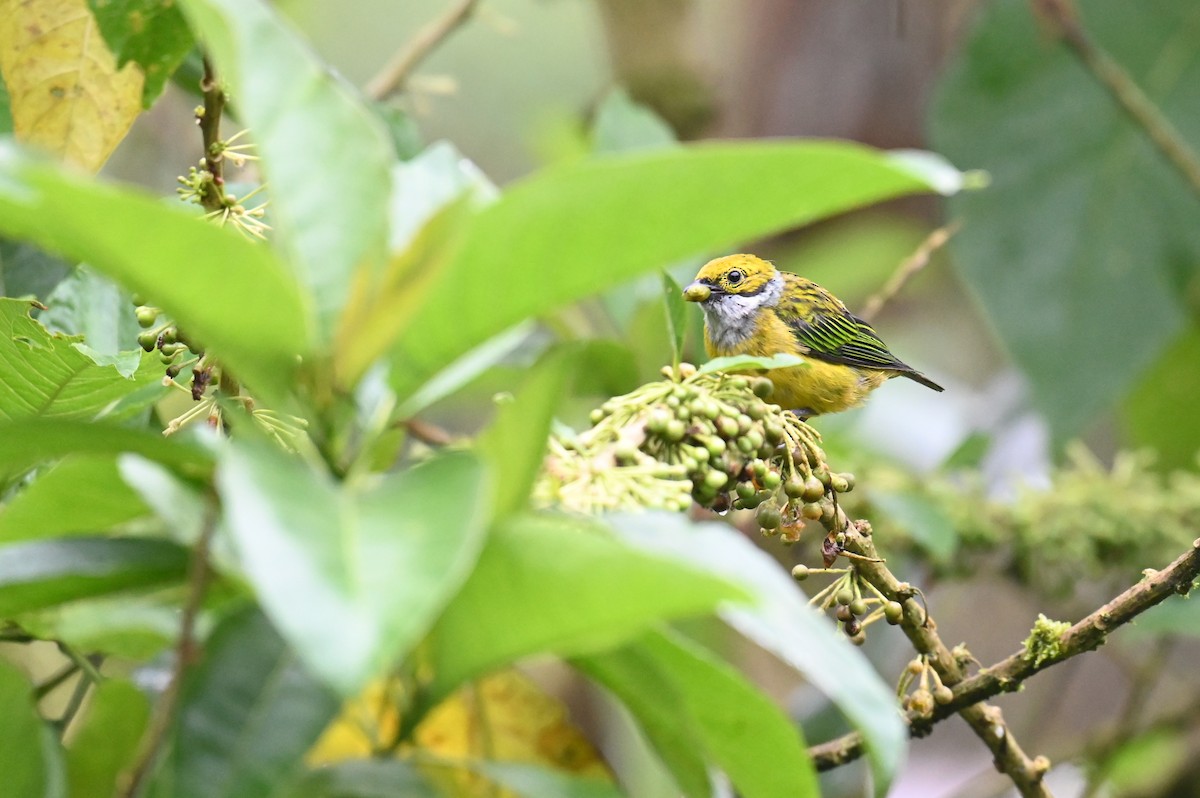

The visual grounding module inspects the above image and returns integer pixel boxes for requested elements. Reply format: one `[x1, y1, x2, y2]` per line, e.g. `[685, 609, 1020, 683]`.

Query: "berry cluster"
[134, 299, 209, 397]
[795, 564, 906, 645]
[538, 362, 856, 544]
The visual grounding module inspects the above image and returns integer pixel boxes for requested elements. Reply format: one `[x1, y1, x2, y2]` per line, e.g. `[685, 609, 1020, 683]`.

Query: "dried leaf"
[0, 0, 143, 171]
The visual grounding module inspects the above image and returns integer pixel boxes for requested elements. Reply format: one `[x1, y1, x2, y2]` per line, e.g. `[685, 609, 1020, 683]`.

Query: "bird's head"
[683, 254, 778, 304]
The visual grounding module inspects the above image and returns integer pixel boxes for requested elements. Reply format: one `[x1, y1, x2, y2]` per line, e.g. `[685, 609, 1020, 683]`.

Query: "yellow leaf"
[309, 670, 613, 797]
[0, 0, 143, 172]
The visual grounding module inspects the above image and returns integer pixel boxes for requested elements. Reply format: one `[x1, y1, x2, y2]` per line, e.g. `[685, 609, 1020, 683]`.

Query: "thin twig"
[198, 56, 228, 213]
[34, 662, 80, 701]
[365, 0, 482, 101]
[809, 536, 1200, 778]
[404, 418, 455, 447]
[858, 221, 961, 322]
[1032, 0, 1200, 202]
[118, 508, 218, 798]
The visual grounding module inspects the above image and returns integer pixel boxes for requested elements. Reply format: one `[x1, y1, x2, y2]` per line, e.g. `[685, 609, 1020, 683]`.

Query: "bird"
[682, 254, 943, 416]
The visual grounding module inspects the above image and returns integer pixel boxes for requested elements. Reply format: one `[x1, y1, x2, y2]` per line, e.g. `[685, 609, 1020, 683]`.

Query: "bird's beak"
[683, 282, 712, 302]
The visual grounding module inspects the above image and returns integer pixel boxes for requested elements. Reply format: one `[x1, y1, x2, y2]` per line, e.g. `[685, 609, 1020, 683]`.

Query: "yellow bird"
[683, 254, 943, 416]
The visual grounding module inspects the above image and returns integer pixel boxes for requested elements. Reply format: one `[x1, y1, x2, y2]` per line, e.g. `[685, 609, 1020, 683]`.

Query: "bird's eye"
[727, 270, 743, 284]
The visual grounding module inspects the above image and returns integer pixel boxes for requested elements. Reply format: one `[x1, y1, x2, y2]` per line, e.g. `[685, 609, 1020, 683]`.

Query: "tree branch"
[810, 535, 1200, 779]
[365, 0, 481, 101]
[858, 221, 960, 322]
[1031, 0, 1200, 202]
[828, 519, 1053, 796]
[198, 56, 228, 213]
[118, 508, 218, 798]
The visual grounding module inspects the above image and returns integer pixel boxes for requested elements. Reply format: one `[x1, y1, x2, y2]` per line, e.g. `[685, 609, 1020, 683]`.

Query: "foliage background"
[2, 1, 1200, 797]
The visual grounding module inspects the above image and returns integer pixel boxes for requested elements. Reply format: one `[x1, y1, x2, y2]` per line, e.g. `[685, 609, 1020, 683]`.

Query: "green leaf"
[0, 298, 162, 423]
[18, 590, 192, 660]
[576, 627, 818, 798]
[160, 607, 340, 798]
[423, 514, 748, 706]
[695, 352, 805, 375]
[478, 346, 578, 519]
[0, 239, 72, 299]
[66, 679, 150, 798]
[1129, 595, 1200, 637]
[0, 454, 149, 542]
[592, 89, 677, 154]
[177, 0, 393, 336]
[1123, 326, 1200, 471]
[284, 761, 438, 798]
[38, 267, 140, 357]
[388, 141, 959, 401]
[660, 271, 686, 367]
[0, 419, 213, 481]
[0, 660, 59, 798]
[472, 762, 626, 798]
[88, 0, 196, 106]
[608, 513, 906, 795]
[0, 145, 311, 404]
[217, 444, 490, 695]
[931, 0, 1200, 439]
[869, 489, 958, 564]
[0, 536, 188, 616]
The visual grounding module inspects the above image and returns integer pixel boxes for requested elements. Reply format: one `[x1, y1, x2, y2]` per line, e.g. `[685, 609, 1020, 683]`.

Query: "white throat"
[702, 274, 784, 350]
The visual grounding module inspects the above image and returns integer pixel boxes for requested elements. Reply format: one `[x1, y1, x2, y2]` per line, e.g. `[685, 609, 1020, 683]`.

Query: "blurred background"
[95, 1, 1200, 795]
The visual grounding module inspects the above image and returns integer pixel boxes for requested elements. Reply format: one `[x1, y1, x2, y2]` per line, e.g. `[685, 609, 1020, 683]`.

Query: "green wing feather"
[776, 277, 944, 391]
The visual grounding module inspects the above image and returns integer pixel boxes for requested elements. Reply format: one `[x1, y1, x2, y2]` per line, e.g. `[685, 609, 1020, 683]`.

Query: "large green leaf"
[217, 444, 490, 695]
[0, 536, 188, 616]
[284, 761, 438, 798]
[608, 514, 905, 795]
[0, 455, 148, 542]
[38, 267, 141, 357]
[422, 514, 748, 706]
[0, 145, 311, 403]
[931, 0, 1200, 439]
[66, 679, 150, 798]
[157, 608, 340, 798]
[388, 141, 960, 400]
[88, 0, 196, 106]
[478, 346, 578, 519]
[0, 298, 162, 423]
[1123, 325, 1200, 470]
[0, 419, 213, 480]
[576, 627, 818, 798]
[177, 0, 393, 336]
[0, 660, 60, 798]
[0, 239, 71, 299]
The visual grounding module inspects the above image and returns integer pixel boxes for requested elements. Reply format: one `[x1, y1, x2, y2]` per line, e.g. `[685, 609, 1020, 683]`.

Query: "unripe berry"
[704, 470, 729, 491]
[830, 473, 852, 493]
[761, 469, 782, 490]
[800, 502, 823, 520]
[836, 605, 853, 623]
[751, 377, 773, 399]
[716, 416, 739, 439]
[801, 476, 825, 503]
[791, 564, 810, 581]
[783, 476, 805, 499]
[835, 587, 854, 606]
[884, 601, 904, 625]
[843, 618, 861, 637]
[137, 331, 157, 352]
[663, 419, 686, 442]
[756, 504, 782, 530]
[849, 598, 867, 616]
[934, 686, 954, 705]
[135, 307, 158, 328]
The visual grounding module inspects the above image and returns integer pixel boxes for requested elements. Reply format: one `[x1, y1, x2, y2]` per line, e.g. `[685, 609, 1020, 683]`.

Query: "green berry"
[736, 414, 753, 435]
[835, 587, 854, 606]
[849, 598, 867, 616]
[716, 416, 739, 439]
[934, 686, 954, 705]
[704, 436, 726, 457]
[751, 377, 774, 399]
[761, 469, 782, 490]
[830, 473, 852, 493]
[137, 331, 157, 352]
[736, 482, 757, 501]
[884, 601, 904, 625]
[802, 475, 825, 502]
[590, 408, 605, 425]
[800, 502, 823, 520]
[135, 307, 158, 328]
[849, 630, 867, 646]
[756, 504, 781, 530]
[791, 564, 810, 581]
[736, 435, 756, 454]
[784, 477, 805, 499]
[664, 419, 686, 442]
[746, 401, 766, 421]
[704, 470, 729, 491]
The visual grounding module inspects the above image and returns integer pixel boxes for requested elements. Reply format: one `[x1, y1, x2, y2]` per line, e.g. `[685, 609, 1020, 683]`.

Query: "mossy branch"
[810, 531, 1200, 784]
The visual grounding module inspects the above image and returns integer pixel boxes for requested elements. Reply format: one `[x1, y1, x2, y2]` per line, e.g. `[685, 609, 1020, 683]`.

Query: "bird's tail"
[902, 370, 944, 392]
